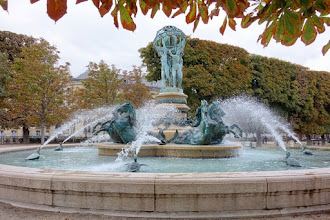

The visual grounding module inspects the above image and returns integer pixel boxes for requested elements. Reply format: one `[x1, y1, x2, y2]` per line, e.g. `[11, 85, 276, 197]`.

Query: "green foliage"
[79, 60, 123, 108]
[250, 55, 307, 115]
[138, 42, 160, 82]
[250, 55, 330, 136]
[121, 66, 152, 108]
[293, 70, 330, 135]
[0, 52, 11, 101]
[0, 31, 36, 62]
[0, 52, 12, 129]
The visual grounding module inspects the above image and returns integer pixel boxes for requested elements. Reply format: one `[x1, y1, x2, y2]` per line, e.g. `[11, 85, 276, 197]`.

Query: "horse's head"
[208, 102, 226, 122]
[118, 102, 136, 125]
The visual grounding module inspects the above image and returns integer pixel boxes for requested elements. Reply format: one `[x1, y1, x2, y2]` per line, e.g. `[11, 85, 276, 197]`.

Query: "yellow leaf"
[322, 40, 330, 55]
[186, 1, 196, 24]
[220, 16, 227, 35]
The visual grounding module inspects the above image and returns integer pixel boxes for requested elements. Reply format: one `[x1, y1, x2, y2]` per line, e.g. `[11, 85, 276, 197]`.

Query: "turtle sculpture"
[126, 155, 148, 172]
[285, 151, 302, 167]
[93, 102, 137, 144]
[301, 145, 313, 155]
[170, 100, 242, 145]
[25, 148, 41, 160]
[54, 143, 63, 151]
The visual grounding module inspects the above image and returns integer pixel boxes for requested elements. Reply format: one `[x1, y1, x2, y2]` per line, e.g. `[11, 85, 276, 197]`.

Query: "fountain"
[0, 26, 329, 218]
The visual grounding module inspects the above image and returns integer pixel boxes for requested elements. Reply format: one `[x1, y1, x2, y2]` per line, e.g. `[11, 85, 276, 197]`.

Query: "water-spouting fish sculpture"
[126, 156, 148, 172]
[157, 128, 166, 145]
[301, 145, 313, 155]
[54, 143, 63, 151]
[285, 151, 302, 167]
[25, 148, 41, 160]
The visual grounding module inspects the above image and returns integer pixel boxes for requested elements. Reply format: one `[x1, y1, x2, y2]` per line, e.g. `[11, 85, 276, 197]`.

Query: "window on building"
[0, 130, 3, 137]
[36, 130, 41, 136]
[11, 130, 17, 137]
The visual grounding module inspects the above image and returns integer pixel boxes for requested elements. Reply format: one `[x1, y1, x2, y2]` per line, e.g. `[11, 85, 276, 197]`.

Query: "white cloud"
[1, 0, 329, 77]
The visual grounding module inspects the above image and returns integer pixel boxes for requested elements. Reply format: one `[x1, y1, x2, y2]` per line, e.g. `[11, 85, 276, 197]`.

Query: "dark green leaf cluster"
[0, 31, 36, 62]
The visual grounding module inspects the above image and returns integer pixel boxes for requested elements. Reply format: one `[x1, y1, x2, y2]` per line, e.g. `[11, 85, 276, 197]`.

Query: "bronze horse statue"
[93, 102, 137, 144]
[171, 100, 242, 145]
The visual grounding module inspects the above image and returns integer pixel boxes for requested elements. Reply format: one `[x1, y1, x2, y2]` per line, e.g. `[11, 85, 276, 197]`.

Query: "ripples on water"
[0, 146, 329, 173]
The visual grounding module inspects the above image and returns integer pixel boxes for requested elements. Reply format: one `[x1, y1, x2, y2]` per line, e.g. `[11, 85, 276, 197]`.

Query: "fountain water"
[221, 96, 302, 151]
[40, 106, 115, 148]
[115, 102, 178, 161]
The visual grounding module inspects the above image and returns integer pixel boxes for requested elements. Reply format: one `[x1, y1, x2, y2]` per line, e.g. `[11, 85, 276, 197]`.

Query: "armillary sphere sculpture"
[153, 26, 186, 93]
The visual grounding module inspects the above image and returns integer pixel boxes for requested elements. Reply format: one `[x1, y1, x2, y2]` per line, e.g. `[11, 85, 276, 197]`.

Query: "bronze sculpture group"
[91, 26, 242, 171]
[93, 100, 242, 146]
[93, 26, 242, 146]
[154, 26, 186, 91]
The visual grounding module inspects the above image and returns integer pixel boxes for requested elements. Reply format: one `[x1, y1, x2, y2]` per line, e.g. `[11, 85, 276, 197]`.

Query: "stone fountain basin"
[96, 143, 242, 158]
[0, 145, 329, 218]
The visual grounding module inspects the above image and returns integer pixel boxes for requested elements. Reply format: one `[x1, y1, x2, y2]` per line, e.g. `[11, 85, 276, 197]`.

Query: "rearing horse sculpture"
[170, 100, 242, 145]
[93, 102, 137, 144]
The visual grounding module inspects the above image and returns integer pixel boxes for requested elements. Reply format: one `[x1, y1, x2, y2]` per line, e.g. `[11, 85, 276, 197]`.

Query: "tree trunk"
[306, 134, 312, 146]
[22, 126, 30, 144]
[256, 131, 262, 147]
[41, 120, 45, 145]
[321, 134, 326, 146]
[40, 101, 46, 145]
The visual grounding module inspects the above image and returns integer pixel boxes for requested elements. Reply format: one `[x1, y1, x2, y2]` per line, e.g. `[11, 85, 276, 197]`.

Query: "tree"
[292, 70, 329, 145]
[0, 31, 37, 130]
[78, 60, 123, 108]
[313, 71, 330, 145]
[250, 55, 330, 145]
[0, 31, 36, 122]
[121, 66, 152, 108]
[140, 38, 252, 111]
[0, 52, 13, 130]
[2, 1, 329, 54]
[0, 32, 38, 138]
[0, 52, 11, 102]
[9, 39, 72, 144]
[250, 55, 307, 117]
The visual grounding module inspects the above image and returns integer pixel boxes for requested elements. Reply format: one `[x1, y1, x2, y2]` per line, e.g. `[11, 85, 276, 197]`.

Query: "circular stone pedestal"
[155, 92, 190, 114]
[96, 143, 242, 158]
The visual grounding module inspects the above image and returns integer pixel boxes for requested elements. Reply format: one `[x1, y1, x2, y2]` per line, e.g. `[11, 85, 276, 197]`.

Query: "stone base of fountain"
[96, 143, 242, 158]
[155, 92, 190, 116]
[0, 145, 329, 218]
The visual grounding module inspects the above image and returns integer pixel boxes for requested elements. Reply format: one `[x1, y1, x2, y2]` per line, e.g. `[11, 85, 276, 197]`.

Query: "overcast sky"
[1, 1, 329, 77]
